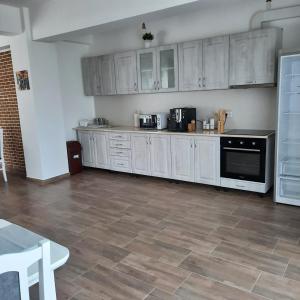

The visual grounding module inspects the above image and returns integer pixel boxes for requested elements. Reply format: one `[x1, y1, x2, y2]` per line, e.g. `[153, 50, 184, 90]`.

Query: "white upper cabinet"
[171, 135, 194, 182]
[178, 40, 203, 91]
[100, 55, 116, 95]
[149, 135, 171, 178]
[77, 131, 95, 167]
[131, 134, 151, 175]
[94, 132, 109, 169]
[137, 48, 157, 93]
[114, 51, 138, 94]
[194, 137, 220, 185]
[157, 44, 179, 92]
[229, 28, 282, 86]
[203, 35, 229, 90]
[81, 57, 101, 96]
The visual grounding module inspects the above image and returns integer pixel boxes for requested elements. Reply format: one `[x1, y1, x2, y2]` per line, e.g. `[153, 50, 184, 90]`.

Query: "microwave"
[139, 113, 168, 130]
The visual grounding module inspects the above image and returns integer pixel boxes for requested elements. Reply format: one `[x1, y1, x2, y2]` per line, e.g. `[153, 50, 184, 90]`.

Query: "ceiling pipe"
[250, 5, 300, 30]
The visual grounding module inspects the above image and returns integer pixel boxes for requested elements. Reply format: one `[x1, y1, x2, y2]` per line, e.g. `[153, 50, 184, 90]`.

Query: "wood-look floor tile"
[74, 264, 153, 300]
[145, 289, 180, 300]
[253, 272, 300, 300]
[274, 240, 300, 260]
[237, 218, 300, 242]
[115, 253, 190, 293]
[211, 226, 277, 252]
[125, 237, 191, 266]
[285, 258, 300, 281]
[175, 274, 265, 300]
[212, 242, 288, 275]
[180, 253, 260, 290]
[71, 289, 111, 300]
[153, 228, 220, 255]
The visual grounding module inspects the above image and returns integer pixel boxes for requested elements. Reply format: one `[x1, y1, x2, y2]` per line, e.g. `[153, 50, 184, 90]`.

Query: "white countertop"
[74, 126, 275, 139]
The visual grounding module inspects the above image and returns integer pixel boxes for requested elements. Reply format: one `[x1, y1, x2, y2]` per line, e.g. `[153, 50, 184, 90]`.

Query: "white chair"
[0, 240, 57, 300]
[0, 128, 7, 182]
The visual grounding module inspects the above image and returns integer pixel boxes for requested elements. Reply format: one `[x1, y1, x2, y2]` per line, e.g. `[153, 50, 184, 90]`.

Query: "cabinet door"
[171, 136, 194, 182]
[203, 36, 229, 90]
[194, 137, 220, 186]
[81, 57, 101, 96]
[131, 134, 151, 175]
[178, 41, 203, 91]
[77, 131, 95, 167]
[94, 132, 109, 169]
[230, 28, 281, 86]
[114, 51, 138, 94]
[149, 135, 171, 178]
[137, 48, 157, 93]
[157, 44, 179, 92]
[100, 55, 116, 95]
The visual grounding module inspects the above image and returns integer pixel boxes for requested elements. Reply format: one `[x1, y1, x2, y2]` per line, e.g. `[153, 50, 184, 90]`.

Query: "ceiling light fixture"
[266, 0, 272, 10]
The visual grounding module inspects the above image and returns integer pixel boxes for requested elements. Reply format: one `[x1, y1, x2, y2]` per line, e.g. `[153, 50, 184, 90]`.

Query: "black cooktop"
[225, 130, 274, 136]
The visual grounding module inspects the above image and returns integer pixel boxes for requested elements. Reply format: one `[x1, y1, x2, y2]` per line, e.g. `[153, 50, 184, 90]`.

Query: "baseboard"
[27, 173, 70, 185]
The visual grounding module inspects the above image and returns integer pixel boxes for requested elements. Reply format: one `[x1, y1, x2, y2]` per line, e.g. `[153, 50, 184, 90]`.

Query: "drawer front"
[110, 157, 132, 172]
[109, 133, 130, 141]
[109, 140, 131, 149]
[220, 178, 266, 193]
[110, 148, 131, 158]
[280, 177, 300, 200]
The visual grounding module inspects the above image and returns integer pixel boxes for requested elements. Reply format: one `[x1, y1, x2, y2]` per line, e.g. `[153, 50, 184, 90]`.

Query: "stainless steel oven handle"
[222, 147, 261, 152]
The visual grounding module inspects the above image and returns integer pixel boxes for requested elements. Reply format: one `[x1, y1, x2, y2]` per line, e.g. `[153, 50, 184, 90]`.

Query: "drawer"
[109, 132, 130, 141]
[109, 140, 131, 149]
[280, 177, 300, 200]
[220, 178, 266, 193]
[110, 157, 132, 172]
[281, 159, 300, 177]
[110, 148, 131, 158]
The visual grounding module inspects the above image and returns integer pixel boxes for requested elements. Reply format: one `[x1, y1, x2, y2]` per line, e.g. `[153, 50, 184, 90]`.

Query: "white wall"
[0, 4, 22, 35]
[92, 0, 300, 130]
[56, 42, 95, 140]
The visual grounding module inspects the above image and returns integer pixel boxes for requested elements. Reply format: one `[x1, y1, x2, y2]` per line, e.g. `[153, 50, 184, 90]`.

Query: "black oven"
[221, 137, 266, 183]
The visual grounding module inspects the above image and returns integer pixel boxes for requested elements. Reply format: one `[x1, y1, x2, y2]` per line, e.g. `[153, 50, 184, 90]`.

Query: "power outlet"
[226, 110, 233, 118]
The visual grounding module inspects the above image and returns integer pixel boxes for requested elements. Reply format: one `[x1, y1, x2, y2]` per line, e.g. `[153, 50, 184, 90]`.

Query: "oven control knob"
[228, 140, 232, 144]
[252, 142, 256, 146]
[240, 141, 244, 145]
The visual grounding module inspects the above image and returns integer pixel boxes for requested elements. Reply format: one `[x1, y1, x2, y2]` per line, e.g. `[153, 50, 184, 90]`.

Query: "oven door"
[221, 138, 266, 183]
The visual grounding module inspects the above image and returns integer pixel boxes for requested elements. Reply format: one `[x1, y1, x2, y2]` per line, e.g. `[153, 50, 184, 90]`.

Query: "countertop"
[74, 126, 275, 139]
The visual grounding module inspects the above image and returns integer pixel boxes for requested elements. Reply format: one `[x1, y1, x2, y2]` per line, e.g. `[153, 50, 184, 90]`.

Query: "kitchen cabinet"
[114, 51, 138, 94]
[131, 134, 151, 175]
[179, 35, 229, 91]
[77, 130, 109, 169]
[100, 55, 116, 95]
[229, 28, 282, 86]
[194, 137, 220, 185]
[137, 48, 157, 93]
[149, 135, 171, 178]
[94, 132, 109, 168]
[178, 40, 202, 91]
[81, 57, 101, 96]
[171, 136, 194, 182]
[171, 135, 220, 185]
[157, 45, 179, 92]
[137, 45, 178, 93]
[203, 36, 229, 89]
[77, 130, 95, 167]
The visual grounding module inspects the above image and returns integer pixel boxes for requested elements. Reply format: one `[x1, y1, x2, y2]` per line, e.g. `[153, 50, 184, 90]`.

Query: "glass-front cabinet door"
[137, 48, 157, 93]
[157, 45, 179, 92]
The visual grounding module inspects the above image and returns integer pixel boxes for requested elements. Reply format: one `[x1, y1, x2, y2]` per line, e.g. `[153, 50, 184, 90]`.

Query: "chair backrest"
[0, 128, 3, 161]
[0, 240, 52, 300]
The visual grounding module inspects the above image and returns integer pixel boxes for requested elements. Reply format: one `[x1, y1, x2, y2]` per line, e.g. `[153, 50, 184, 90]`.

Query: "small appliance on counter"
[79, 119, 94, 127]
[168, 107, 196, 132]
[139, 113, 168, 130]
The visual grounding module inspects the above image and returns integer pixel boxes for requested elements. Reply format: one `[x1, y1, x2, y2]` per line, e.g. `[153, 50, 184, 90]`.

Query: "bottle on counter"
[134, 111, 140, 128]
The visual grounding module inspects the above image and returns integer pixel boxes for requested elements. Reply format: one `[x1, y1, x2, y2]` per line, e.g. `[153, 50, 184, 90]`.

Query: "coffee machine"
[168, 107, 196, 132]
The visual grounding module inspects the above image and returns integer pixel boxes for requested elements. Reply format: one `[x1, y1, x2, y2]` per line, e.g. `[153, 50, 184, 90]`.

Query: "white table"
[0, 219, 69, 287]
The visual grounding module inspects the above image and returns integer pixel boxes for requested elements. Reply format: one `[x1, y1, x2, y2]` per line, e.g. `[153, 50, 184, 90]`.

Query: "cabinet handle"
[194, 143, 197, 148]
[134, 82, 138, 91]
[198, 77, 202, 88]
[115, 143, 123, 146]
[154, 81, 157, 90]
[157, 81, 160, 90]
[202, 77, 206, 88]
[190, 143, 193, 148]
[149, 137, 152, 145]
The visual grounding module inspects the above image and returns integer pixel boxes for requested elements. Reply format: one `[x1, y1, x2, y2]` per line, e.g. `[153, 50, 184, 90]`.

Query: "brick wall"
[0, 50, 25, 172]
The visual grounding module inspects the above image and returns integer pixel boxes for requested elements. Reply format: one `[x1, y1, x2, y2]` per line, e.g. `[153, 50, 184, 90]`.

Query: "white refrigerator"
[275, 50, 300, 206]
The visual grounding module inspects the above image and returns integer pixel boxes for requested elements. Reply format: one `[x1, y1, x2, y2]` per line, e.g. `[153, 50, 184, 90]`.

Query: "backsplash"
[95, 87, 277, 130]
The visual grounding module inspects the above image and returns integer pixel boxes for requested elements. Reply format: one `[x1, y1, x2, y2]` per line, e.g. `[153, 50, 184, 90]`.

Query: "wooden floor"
[1, 170, 300, 300]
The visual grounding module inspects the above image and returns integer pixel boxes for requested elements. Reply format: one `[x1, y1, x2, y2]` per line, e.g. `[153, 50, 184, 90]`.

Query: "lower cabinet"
[171, 135, 220, 185]
[77, 130, 109, 169]
[77, 130, 220, 187]
[132, 134, 171, 178]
